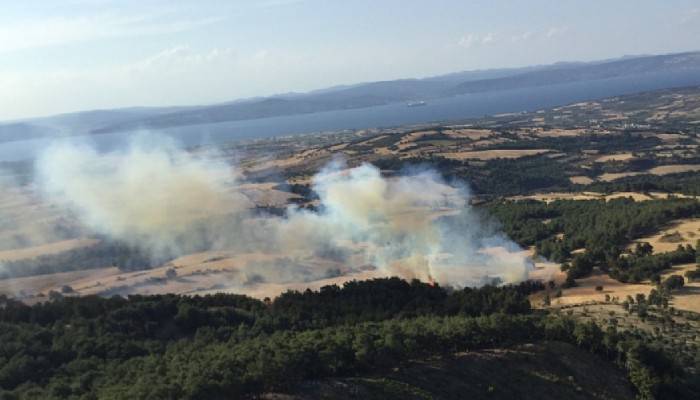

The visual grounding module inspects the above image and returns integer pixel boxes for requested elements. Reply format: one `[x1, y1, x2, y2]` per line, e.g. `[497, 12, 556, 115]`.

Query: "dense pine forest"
[0, 278, 697, 399]
[487, 198, 700, 283]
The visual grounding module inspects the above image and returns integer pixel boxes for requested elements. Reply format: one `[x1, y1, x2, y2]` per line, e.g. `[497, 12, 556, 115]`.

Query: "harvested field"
[595, 164, 700, 182]
[0, 238, 99, 262]
[0, 267, 120, 299]
[548, 271, 652, 308]
[212, 269, 386, 300]
[237, 182, 300, 207]
[508, 191, 665, 202]
[629, 218, 700, 253]
[569, 176, 594, 185]
[442, 128, 493, 140]
[597, 172, 642, 181]
[595, 153, 635, 162]
[655, 133, 685, 142]
[648, 164, 700, 175]
[440, 149, 551, 160]
[660, 264, 700, 313]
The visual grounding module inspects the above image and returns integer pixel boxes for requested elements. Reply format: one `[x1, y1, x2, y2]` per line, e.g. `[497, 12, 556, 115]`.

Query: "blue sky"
[1, 0, 698, 120]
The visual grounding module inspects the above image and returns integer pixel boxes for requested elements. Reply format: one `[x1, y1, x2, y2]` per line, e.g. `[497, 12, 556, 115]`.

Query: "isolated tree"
[165, 268, 178, 280]
[622, 300, 630, 311]
[635, 242, 653, 257]
[647, 289, 661, 306]
[48, 290, 63, 301]
[662, 275, 685, 292]
[684, 266, 700, 282]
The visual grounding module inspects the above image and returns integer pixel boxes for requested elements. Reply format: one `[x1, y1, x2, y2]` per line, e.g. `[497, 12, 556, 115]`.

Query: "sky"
[1, 0, 699, 120]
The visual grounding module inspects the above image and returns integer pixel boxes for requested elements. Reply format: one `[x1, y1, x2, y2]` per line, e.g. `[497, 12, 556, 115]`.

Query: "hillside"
[2, 85, 700, 399]
[271, 342, 635, 400]
[0, 280, 690, 399]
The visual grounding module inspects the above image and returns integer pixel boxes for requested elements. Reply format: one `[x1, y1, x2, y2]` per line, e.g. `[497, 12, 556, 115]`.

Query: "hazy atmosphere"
[1, 0, 699, 120]
[2, 2, 700, 399]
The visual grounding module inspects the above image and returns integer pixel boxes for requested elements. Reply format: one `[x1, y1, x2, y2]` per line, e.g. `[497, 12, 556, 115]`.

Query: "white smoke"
[32, 135, 531, 289]
[280, 162, 530, 286]
[35, 136, 249, 257]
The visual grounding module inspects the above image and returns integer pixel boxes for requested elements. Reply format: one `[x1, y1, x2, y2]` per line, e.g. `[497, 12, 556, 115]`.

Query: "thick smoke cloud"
[35, 136, 249, 257]
[281, 163, 530, 286]
[33, 136, 531, 289]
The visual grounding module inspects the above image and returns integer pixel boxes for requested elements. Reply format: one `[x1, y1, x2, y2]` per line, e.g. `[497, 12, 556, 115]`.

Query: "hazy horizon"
[2, 0, 699, 120]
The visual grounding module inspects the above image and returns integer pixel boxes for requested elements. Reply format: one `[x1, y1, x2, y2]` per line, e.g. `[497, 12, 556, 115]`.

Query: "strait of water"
[2, 71, 699, 162]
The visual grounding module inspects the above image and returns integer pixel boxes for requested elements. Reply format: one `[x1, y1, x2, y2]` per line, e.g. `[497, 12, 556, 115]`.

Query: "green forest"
[0, 278, 697, 399]
[487, 197, 700, 283]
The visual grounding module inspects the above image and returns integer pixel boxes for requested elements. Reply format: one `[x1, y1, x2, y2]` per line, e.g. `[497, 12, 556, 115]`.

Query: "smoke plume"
[280, 163, 530, 286]
[35, 136, 249, 257]
[32, 135, 531, 289]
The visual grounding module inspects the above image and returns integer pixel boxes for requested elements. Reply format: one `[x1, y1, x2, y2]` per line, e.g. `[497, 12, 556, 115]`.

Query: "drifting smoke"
[35, 136, 249, 257]
[281, 163, 530, 286]
[33, 135, 531, 289]
[0, 173, 82, 251]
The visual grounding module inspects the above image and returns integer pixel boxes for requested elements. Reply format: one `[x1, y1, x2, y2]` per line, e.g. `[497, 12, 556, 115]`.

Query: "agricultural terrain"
[2, 86, 700, 398]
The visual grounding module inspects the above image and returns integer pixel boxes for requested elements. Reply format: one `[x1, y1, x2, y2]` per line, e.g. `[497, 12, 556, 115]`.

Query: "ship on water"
[406, 100, 427, 107]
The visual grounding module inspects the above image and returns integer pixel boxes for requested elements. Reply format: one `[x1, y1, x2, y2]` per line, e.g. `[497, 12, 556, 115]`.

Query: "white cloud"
[681, 8, 700, 25]
[457, 33, 496, 49]
[511, 31, 532, 43]
[257, 0, 306, 8]
[0, 12, 220, 53]
[458, 34, 477, 49]
[132, 46, 237, 72]
[545, 26, 568, 39]
[0, 45, 357, 119]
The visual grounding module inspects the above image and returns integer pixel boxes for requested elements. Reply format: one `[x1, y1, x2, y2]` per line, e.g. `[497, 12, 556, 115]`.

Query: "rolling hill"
[2, 51, 700, 142]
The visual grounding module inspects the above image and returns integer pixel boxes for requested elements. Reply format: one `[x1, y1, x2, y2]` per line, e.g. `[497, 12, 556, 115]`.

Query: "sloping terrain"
[265, 342, 635, 400]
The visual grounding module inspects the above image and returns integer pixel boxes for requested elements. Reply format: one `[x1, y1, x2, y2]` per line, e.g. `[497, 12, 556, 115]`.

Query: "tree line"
[0, 278, 695, 399]
[0, 241, 157, 280]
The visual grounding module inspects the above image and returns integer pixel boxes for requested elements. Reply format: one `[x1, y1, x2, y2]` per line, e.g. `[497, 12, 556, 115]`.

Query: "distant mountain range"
[2, 51, 700, 142]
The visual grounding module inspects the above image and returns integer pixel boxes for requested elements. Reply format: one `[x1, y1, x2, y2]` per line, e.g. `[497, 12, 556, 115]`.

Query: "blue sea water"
[1, 71, 699, 162]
